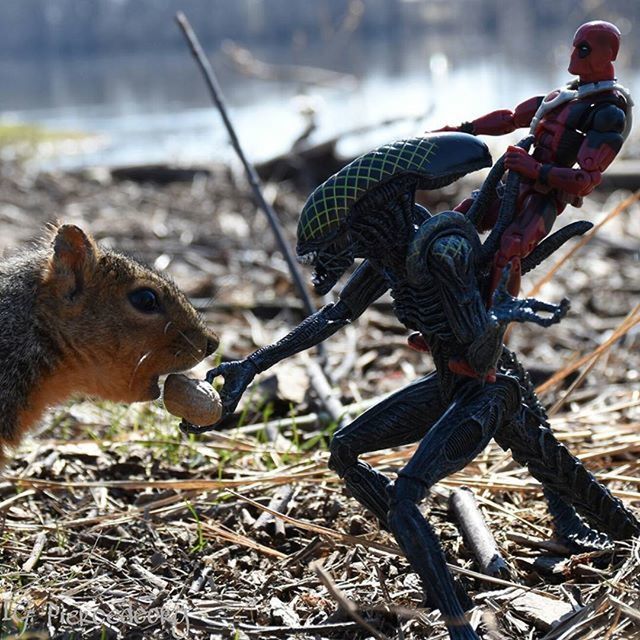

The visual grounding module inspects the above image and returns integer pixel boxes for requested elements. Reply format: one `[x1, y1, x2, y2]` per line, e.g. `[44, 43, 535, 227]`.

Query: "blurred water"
[1, 30, 638, 169]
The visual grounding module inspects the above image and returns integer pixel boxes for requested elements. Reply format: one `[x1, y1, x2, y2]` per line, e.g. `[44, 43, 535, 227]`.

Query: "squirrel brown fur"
[0, 224, 218, 464]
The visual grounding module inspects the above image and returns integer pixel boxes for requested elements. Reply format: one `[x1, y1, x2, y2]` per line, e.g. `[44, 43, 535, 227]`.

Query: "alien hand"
[179, 359, 258, 435]
[504, 145, 541, 180]
[205, 359, 258, 415]
[491, 266, 569, 327]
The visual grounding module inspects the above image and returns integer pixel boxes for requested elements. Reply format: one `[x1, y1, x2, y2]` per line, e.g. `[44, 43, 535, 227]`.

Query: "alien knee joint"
[388, 475, 428, 508]
[328, 435, 357, 478]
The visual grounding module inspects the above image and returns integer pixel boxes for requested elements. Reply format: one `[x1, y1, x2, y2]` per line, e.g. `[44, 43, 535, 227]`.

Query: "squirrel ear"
[45, 225, 99, 300]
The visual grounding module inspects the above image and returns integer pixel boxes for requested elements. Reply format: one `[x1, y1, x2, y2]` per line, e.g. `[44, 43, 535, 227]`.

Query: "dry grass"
[0, 162, 639, 639]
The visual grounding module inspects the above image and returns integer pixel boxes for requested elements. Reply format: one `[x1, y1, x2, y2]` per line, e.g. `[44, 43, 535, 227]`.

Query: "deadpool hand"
[504, 145, 541, 180]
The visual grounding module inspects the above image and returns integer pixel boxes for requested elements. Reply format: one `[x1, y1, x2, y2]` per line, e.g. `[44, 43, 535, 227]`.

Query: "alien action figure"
[438, 20, 633, 297]
[184, 128, 640, 639]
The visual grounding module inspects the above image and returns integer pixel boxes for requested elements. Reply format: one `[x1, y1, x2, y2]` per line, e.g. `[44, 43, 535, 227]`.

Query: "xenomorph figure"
[187, 132, 640, 639]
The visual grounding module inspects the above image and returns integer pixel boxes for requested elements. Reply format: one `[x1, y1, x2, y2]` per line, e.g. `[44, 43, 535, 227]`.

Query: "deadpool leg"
[387, 375, 521, 640]
[489, 192, 558, 297]
[329, 372, 446, 526]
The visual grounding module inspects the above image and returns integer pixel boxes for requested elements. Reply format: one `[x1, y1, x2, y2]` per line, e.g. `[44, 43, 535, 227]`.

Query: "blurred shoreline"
[0, 1, 638, 170]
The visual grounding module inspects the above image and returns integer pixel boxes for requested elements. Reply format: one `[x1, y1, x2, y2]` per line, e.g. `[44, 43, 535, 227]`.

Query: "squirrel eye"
[128, 288, 161, 313]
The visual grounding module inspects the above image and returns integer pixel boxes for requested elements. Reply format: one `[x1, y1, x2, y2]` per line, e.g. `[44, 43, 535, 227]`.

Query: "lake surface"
[2, 29, 638, 169]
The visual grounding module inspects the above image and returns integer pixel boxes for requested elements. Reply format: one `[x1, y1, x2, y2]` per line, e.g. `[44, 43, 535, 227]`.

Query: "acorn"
[163, 373, 222, 426]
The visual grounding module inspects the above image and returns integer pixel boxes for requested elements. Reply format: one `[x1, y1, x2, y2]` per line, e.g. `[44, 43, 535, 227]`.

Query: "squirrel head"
[38, 224, 218, 403]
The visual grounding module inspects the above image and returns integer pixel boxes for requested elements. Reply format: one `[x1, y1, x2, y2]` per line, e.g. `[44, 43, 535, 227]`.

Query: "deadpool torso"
[532, 86, 629, 170]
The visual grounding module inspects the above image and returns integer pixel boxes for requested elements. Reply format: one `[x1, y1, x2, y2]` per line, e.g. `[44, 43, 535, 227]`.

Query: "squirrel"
[0, 224, 218, 465]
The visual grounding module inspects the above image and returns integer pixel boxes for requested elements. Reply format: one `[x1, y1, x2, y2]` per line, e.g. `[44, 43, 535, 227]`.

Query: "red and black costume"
[441, 21, 633, 295]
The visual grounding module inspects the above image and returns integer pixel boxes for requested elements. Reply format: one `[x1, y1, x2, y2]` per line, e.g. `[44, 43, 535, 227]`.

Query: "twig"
[506, 532, 572, 556]
[547, 352, 601, 416]
[449, 487, 509, 578]
[226, 489, 537, 591]
[312, 561, 389, 640]
[222, 40, 357, 87]
[302, 353, 349, 427]
[238, 621, 361, 637]
[253, 485, 294, 537]
[130, 562, 169, 590]
[608, 595, 640, 625]
[536, 303, 640, 396]
[233, 392, 387, 434]
[199, 520, 286, 559]
[189, 566, 212, 595]
[174, 12, 317, 321]
[22, 532, 47, 572]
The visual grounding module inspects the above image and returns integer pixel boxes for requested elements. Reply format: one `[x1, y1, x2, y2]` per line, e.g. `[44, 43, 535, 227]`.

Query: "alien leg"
[497, 349, 626, 549]
[387, 376, 521, 640]
[329, 372, 446, 526]
[542, 487, 612, 550]
[495, 415, 640, 541]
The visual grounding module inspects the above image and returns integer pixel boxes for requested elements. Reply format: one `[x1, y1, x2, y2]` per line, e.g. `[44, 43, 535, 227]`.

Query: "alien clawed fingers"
[522, 296, 570, 326]
[494, 296, 570, 327]
[492, 267, 569, 327]
[180, 362, 250, 435]
[206, 360, 255, 413]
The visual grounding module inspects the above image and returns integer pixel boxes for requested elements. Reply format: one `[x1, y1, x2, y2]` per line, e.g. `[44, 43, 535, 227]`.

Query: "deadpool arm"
[436, 96, 543, 136]
[505, 103, 626, 197]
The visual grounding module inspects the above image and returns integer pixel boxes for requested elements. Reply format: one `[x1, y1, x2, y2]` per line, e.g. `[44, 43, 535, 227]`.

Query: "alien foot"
[559, 526, 613, 554]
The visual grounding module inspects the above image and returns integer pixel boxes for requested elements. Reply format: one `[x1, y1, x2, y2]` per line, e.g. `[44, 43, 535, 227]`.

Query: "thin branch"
[175, 12, 317, 320]
[536, 303, 640, 396]
[449, 487, 509, 577]
[312, 561, 390, 640]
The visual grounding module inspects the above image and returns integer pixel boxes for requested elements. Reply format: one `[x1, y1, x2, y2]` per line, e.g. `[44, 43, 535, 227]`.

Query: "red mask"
[568, 21, 620, 83]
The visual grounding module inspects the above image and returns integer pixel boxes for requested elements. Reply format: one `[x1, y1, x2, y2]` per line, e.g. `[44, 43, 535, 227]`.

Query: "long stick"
[175, 12, 317, 319]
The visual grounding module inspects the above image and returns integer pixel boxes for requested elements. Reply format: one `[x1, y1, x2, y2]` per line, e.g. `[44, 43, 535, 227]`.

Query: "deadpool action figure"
[438, 20, 633, 295]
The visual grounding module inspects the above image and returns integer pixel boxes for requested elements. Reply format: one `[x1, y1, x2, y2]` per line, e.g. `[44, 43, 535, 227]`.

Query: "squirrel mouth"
[147, 376, 162, 400]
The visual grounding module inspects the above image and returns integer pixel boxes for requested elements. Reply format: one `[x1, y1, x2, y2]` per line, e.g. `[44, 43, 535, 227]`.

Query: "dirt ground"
[0, 157, 639, 640]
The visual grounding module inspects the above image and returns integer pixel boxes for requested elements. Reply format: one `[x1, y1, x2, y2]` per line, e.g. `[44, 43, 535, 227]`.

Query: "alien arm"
[426, 233, 503, 375]
[426, 232, 567, 378]
[437, 96, 543, 136]
[204, 260, 389, 418]
[246, 260, 388, 373]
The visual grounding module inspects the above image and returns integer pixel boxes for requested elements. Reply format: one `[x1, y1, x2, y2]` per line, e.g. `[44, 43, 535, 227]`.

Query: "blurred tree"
[0, 0, 635, 57]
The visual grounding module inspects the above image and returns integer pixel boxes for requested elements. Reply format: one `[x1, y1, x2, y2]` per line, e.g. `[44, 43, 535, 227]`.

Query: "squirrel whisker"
[129, 350, 152, 390]
[176, 329, 203, 360]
